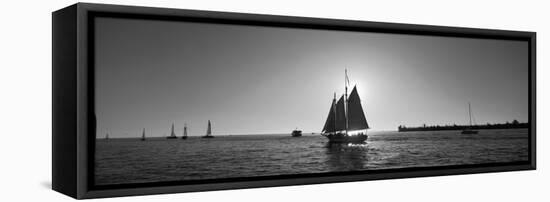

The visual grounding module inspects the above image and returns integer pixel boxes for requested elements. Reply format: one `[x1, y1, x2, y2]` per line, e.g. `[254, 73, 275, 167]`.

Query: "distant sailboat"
[105, 133, 109, 140]
[167, 123, 178, 139]
[141, 128, 146, 141]
[321, 70, 369, 143]
[461, 102, 478, 134]
[202, 120, 214, 138]
[181, 123, 188, 139]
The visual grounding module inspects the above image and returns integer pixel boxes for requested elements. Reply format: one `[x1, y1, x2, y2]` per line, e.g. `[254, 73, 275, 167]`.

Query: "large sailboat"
[321, 70, 369, 143]
[202, 120, 214, 138]
[167, 123, 178, 139]
[181, 123, 188, 139]
[461, 102, 478, 134]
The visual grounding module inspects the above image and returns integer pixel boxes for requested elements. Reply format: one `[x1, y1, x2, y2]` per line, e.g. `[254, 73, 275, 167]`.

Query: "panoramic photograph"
[93, 17, 529, 186]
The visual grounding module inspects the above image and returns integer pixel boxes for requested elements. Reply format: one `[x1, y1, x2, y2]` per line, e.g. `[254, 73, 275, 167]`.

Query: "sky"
[94, 17, 529, 138]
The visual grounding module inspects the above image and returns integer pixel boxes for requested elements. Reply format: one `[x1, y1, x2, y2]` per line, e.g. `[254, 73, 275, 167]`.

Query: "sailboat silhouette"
[166, 123, 178, 139]
[141, 128, 146, 141]
[321, 69, 369, 143]
[181, 123, 188, 139]
[461, 102, 478, 134]
[202, 120, 214, 138]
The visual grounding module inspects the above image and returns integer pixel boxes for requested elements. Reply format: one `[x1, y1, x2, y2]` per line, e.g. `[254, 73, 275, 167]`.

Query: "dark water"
[95, 129, 528, 185]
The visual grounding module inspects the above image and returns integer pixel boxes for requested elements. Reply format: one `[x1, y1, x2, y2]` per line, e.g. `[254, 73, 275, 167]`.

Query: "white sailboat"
[167, 123, 177, 139]
[202, 120, 214, 138]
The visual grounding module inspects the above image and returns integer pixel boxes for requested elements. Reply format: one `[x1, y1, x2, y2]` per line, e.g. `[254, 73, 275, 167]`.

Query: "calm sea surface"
[95, 129, 528, 185]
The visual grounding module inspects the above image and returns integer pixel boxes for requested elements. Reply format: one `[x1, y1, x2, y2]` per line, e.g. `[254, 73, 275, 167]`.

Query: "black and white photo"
[93, 13, 530, 185]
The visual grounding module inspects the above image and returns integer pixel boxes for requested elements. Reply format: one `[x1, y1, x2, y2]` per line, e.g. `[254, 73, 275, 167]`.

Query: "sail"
[347, 86, 369, 130]
[171, 123, 176, 137]
[335, 95, 346, 131]
[142, 128, 145, 138]
[206, 120, 212, 136]
[184, 124, 188, 137]
[322, 99, 337, 133]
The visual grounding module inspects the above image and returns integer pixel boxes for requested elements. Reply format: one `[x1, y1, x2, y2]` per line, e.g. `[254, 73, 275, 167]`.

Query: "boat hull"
[322, 133, 368, 143]
[291, 130, 302, 137]
[166, 136, 178, 139]
[202, 135, 214, 138]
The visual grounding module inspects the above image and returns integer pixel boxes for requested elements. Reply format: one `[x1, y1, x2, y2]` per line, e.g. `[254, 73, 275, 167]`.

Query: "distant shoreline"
[398, 121, 528, 132]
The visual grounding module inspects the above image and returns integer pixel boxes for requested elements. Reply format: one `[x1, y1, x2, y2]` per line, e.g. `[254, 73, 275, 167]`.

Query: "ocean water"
[95, 129, 529, 185]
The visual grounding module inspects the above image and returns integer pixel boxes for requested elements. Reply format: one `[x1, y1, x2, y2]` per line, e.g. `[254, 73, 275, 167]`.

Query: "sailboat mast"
[333, 93, 336, 134]
[331, 92, 336, 134]
[344, 69, 349, 135]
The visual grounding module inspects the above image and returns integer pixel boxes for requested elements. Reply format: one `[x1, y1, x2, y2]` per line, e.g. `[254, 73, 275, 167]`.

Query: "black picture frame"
[52, 3, 536, 199]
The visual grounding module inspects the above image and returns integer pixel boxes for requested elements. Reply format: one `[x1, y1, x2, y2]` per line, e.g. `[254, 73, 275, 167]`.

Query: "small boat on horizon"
[461, 102, 478, 134]
[202, 120, 214, 138]
[181, 123, 188, 139]
[105, 133, 109, 140]
[321, 69, 369, 143]
[291, 128, 302, 137]
[141, 128, 146, 141]
[167, 123, 178, 139]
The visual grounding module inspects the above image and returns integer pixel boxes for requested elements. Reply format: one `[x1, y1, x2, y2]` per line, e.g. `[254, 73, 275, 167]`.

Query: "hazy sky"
[95, 17, 528, 138]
